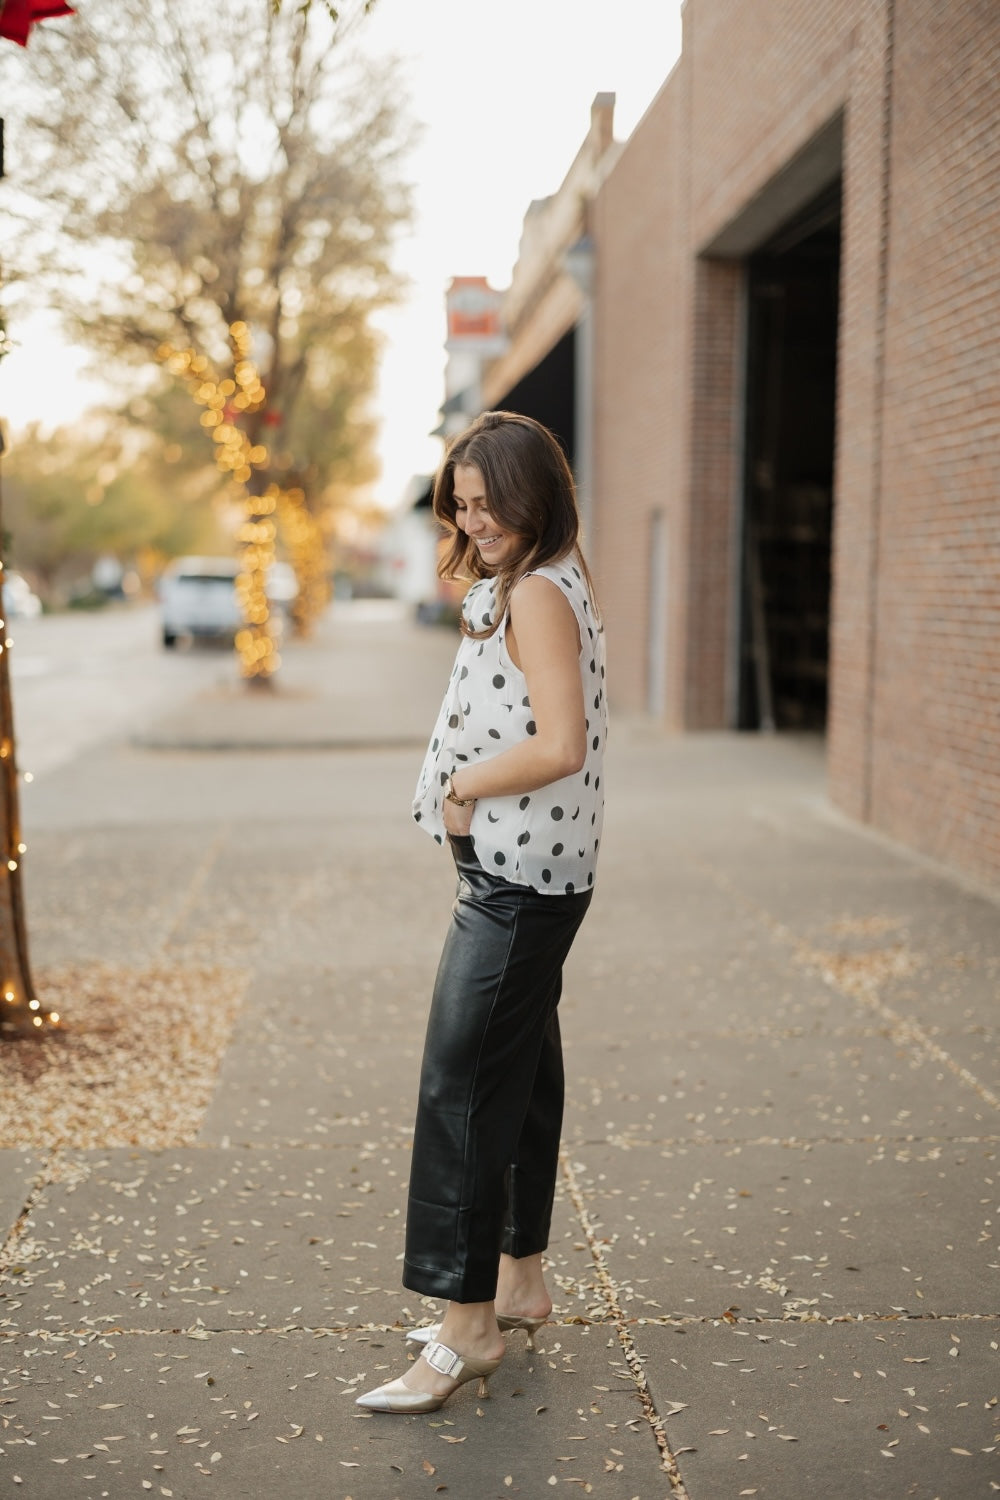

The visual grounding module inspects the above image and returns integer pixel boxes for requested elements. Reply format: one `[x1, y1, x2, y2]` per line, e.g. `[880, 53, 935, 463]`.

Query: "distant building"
[375, 473, 468, 623]
[438, 277, 508, 440]
[373, 476, 438, 606]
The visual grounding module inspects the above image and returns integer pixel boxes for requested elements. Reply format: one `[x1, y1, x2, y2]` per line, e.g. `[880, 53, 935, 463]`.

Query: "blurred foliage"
[0, 400, 233, 604]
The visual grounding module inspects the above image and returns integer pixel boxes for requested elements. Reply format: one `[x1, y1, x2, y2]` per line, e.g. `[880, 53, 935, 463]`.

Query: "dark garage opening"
[739, 182, 841, 731]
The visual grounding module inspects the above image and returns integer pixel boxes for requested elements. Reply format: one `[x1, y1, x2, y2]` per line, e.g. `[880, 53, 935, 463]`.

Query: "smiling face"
[452, 463, 526, 570]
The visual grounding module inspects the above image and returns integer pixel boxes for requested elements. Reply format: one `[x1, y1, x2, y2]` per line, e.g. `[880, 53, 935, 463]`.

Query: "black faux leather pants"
[403, 836, 593, 1303]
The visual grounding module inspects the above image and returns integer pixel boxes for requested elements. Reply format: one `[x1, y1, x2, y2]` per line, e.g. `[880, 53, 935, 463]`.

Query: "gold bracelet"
[445, 773, 475, 808]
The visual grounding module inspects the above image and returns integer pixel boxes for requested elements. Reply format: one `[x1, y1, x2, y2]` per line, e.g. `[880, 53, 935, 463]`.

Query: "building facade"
[464, 0, 1000, 892]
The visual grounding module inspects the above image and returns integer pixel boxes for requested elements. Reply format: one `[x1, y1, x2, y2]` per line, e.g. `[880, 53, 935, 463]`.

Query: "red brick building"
[471, 0, 1000, 891]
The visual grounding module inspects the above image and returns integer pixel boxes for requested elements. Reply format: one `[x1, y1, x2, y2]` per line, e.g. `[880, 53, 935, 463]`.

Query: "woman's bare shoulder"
[509, 572, 581, 658]
[509, 570, 577, 614]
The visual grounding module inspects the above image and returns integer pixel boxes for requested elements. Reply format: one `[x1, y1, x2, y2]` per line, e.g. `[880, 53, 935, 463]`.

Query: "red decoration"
[0, 0, 75, 47]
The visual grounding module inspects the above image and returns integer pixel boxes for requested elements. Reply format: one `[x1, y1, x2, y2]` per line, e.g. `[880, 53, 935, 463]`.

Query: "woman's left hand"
[443, 796, 475, 837]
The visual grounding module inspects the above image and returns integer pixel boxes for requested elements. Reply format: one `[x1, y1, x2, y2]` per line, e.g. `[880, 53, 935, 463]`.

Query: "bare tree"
[2, 0, 411, 577]
[0, 0, 412, 1031]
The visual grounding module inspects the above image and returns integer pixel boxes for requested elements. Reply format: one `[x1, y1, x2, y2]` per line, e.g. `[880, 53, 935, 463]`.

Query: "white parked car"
[159, 557, 241, 648]
[1, 570, 42, 620]
[159, 556, 298, 648]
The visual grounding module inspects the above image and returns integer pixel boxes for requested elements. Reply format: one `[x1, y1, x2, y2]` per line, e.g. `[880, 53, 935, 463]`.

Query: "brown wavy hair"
[433, 410, 601, 639]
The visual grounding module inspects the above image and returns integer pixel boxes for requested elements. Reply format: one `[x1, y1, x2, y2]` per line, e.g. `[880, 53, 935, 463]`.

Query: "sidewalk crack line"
[561, 1147, 690, 1498]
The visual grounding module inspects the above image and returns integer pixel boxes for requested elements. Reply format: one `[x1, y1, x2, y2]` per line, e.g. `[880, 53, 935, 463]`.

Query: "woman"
[357, 411, 607, 1415]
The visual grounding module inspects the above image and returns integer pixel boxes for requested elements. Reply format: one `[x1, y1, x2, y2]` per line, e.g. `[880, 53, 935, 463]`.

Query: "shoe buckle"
[424, 1340, 464, 1378]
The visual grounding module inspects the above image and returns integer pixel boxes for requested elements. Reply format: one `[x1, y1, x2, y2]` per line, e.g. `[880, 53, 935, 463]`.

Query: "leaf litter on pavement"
[0, 961, 248, 1151]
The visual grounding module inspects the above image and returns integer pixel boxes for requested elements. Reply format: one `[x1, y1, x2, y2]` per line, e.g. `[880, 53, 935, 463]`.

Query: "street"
[8, 602, 235, 778]
[0, 604, 997, 1500]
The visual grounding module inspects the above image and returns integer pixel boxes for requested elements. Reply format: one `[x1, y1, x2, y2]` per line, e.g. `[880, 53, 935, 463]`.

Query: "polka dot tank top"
[413, 554, 607, 895]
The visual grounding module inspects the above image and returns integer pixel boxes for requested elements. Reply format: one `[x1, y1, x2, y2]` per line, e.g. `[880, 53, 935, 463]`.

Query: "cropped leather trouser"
[403, 836, 593, 1304]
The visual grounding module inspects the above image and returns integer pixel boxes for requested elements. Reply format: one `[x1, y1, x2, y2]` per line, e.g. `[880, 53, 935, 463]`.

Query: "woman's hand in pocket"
[443, 796, 475, 837]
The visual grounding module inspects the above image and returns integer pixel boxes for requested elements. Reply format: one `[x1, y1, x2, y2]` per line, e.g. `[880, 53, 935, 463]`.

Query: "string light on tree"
[0, 280, 59, 1036]
[234, 482, 280, 678]
[156, 322, 280, 681]
[0, 578, 58, 1034]
[277, 486, 330, 638]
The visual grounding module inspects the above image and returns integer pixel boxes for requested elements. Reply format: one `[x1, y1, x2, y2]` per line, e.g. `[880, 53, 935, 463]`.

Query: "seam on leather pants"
[452, 893, 522, 1281]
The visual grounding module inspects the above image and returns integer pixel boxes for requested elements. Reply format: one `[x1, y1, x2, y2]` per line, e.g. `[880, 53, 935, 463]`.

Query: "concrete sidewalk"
[1, 602, 998, 1500]
[135, 600, 459, 752]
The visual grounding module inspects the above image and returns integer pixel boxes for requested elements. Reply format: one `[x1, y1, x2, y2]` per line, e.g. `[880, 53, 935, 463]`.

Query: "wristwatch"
[445, 773, 475, 807]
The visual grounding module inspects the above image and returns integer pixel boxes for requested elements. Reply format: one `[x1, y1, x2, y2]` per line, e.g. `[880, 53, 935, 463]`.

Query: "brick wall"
[826, 0, 892, 820]
[685, 0, 856, 249]
[592, 67, 686, 718]
[591, 0, 1000, 888]
[594, 0, 860, 725]
[863, 0, 1000, 883]
[684, 257, 743, 727]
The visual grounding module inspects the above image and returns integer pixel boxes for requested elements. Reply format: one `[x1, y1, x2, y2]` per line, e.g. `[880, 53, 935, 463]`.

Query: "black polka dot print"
[412, 563, 607, 896]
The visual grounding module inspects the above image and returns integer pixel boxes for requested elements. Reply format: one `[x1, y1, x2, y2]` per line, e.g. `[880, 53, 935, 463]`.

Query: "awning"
[492, 327, 576, 470]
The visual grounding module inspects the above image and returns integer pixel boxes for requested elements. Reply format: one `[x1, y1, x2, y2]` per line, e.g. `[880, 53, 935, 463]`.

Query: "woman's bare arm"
[443, 575, 586, 834]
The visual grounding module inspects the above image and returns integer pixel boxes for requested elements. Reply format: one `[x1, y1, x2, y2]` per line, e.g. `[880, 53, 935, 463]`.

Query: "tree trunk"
[0, 456, 44, 1038]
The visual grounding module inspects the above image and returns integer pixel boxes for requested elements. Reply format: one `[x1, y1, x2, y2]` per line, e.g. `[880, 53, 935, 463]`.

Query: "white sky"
[0, 0, 683, 510]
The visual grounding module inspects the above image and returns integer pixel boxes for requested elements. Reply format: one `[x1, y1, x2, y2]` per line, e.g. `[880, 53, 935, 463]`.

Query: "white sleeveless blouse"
[413, 555, 607, 894]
